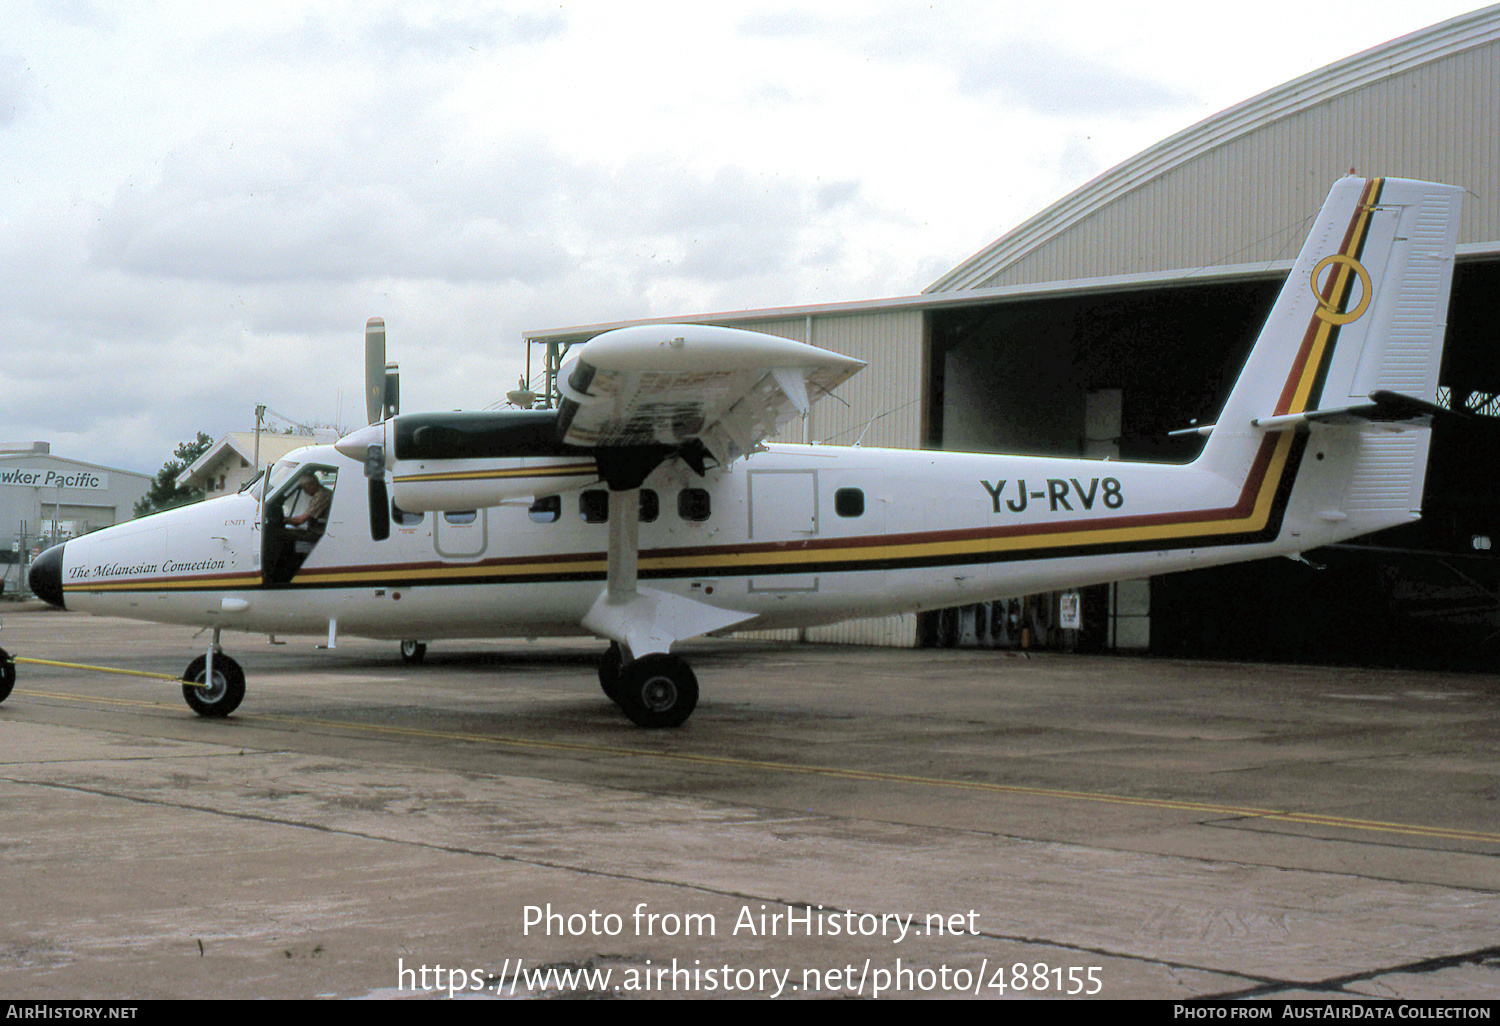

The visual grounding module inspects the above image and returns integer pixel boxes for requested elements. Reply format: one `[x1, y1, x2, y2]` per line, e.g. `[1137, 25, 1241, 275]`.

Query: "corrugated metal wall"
[971, 37, 1499, 289]
[729, 310, 926, 647]
[729, 310, 927, 448]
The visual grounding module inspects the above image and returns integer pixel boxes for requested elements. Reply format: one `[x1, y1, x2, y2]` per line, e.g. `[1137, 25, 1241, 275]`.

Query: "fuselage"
[35, 422, 1393, 643]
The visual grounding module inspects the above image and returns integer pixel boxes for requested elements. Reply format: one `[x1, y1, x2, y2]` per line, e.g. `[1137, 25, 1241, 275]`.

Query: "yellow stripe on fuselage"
[395, 462, 597, 484]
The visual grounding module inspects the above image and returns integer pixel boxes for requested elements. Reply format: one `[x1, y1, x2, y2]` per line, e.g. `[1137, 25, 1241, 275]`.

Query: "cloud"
[88, 129, 579, 286]
[0, 54, 29, 127]
[738, 6, 1196, 120]
[85, 120, 865, 301]
[37, 0, 118, 31]
[361, 7, 567, 55]
[953, 43, 1195, 117]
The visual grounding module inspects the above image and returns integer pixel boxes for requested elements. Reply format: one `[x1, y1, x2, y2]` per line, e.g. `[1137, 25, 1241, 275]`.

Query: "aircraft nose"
[29, 542, 65, 609]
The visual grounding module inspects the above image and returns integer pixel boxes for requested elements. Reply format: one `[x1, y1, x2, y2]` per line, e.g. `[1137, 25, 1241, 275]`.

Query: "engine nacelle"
[338, 410, 600, 512]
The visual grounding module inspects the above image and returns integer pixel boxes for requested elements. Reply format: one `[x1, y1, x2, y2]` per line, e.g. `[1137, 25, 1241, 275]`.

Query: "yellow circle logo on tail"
[1310, 254, 1373, 324]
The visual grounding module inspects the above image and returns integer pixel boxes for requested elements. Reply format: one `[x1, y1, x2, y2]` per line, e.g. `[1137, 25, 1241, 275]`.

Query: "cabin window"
[678, 488, 711, 522]
[579, 490, 609, 523]
[577, 489, 660, 523]
[528, 495, 561, 524]
[392, 503, 424, 526]
[834, 488, 865, 518]
[443, 511, 477, 525]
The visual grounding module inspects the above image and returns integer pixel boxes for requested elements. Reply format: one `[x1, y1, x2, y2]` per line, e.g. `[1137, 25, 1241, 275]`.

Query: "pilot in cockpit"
[285, 473, 332, 536]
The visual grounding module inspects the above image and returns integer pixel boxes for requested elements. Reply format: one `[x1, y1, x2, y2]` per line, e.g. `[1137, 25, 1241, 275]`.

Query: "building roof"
[176, 431, 329, 490]
[0, 449, 152, 481]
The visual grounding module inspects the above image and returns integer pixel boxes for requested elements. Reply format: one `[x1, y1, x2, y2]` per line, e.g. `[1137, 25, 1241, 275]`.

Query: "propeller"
[365, 317, 386, 425]
[364, 317, 391, 541]
[366, 443, 390, 542]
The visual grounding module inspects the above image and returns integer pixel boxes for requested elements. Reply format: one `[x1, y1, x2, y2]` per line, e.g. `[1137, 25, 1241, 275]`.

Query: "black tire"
[0, 648, 14, 704]
[598, 642, 625, 703]
[181, 654, 245, 717]
[615, 653, 698, 728]
[400, 640, 427, 664]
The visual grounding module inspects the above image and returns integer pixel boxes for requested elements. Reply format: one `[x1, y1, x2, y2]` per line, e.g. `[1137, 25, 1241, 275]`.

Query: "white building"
[177, 431, 334, 498]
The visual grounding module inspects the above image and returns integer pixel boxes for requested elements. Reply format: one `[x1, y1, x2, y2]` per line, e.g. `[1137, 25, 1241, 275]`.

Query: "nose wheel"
[181, 653, 245, 717]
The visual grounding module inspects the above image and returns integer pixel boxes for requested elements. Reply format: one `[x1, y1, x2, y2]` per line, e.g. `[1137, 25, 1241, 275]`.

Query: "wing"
[555, 324, 864, 463]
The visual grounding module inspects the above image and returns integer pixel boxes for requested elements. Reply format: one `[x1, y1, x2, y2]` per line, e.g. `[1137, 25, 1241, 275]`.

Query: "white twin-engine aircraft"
[21, 176, 1462, 727]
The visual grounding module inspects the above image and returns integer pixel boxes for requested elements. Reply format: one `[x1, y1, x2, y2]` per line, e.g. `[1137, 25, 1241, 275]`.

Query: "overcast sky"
[1, 0, 1488, 474]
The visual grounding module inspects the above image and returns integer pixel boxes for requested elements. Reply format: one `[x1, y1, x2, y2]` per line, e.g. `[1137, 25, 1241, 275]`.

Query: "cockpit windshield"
[238, 468, 266, 495]
[261, 460, 302, 501]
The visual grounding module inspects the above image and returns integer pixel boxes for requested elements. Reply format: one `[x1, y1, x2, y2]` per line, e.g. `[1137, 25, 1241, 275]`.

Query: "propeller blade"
[362, 440, 390, 541]
[369, 477, 390, 542]
[365, 317, 386, 425]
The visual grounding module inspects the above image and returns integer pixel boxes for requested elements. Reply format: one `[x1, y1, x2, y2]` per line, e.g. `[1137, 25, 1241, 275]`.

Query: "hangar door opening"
[922, 259, 1500, 669]
[921, 280, 1280, 654]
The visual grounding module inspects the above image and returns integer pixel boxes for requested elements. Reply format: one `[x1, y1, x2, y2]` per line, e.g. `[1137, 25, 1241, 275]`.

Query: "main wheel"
[598, 642, 625, 703]
[400, 640, 427, 664]
[0, 647, 14, 704]
[615, 653, 698, 728]
[181, 653, 245, 717]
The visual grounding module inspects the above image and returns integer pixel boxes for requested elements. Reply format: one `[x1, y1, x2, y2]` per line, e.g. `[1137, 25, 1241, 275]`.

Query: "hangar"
[528, 7, 1500, 665]
[0, 442, 151, 595]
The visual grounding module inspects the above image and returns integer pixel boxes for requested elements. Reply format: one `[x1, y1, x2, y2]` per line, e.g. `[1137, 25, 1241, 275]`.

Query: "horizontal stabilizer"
[1251, 390, 1452, 432]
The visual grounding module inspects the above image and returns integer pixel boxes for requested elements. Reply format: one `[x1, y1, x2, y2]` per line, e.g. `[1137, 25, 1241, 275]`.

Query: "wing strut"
[582, 487, 754, 661]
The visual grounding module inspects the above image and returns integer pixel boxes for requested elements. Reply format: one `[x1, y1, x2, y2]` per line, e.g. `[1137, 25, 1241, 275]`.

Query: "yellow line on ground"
[253, 712, 1500, 846]
[10, 684, 1489, 845]
[11, 688, 170, 709]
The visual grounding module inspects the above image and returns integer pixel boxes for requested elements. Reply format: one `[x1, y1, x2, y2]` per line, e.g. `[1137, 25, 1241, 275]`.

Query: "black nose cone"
[30, 543, 65, 609]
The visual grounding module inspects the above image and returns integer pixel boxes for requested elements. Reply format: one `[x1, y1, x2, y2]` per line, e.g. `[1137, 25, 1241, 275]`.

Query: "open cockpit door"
[260, 461, 340, 585]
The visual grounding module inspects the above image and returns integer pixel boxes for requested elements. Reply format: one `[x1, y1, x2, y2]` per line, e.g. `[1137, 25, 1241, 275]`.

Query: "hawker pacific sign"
[0, 467, 109, 490]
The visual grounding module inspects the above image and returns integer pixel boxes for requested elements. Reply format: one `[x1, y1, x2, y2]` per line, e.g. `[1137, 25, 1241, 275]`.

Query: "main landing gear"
[399, 640, 427, 664]
[0, 648, 15, 704]
[598, 642, 698, 728]
[181, 652, 245, 717]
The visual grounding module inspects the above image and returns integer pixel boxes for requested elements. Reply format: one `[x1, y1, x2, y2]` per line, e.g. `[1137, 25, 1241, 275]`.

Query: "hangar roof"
[927, 5, 1500, 294]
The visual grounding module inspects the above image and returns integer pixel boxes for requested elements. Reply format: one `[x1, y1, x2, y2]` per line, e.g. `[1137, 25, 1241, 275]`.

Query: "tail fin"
[1198, 176, 1462, 540]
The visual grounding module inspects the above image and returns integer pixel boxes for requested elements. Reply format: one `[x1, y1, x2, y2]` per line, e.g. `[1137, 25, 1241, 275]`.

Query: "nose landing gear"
[181, 652, 245, 717]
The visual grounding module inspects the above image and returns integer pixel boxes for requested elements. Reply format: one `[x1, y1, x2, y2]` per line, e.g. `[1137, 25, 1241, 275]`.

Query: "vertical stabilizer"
[1196, 177, 1461, 539]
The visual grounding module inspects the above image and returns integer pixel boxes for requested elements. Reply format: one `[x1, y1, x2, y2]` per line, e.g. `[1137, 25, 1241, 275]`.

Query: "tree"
[133, 432, 215, 518]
